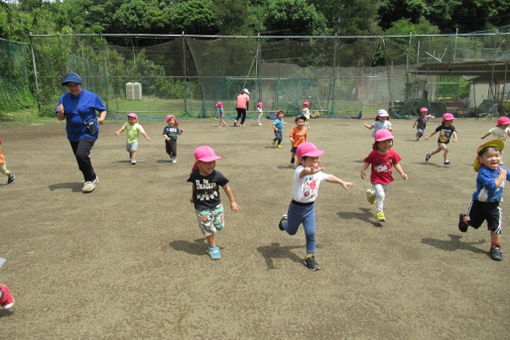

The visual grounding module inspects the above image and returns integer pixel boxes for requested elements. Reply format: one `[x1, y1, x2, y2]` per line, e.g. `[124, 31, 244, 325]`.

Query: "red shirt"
[363, 149, 402, 185]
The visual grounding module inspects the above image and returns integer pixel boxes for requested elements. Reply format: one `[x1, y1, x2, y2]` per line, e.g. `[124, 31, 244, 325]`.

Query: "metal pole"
[182, 31, 188, 115]
[453, 28, 458, 61]
[28, 32, 40, 112]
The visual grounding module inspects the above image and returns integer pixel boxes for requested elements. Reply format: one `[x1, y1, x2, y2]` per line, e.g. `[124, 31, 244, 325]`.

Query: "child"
[0, 137, 15, 184]
[458, 139, 510, 261]
[272, 110, 285, 149]
[115, 113, 152, 165]
[481, 116, 510, 141]
[278, 142, 353, 271]
[256, 101, 264, 126]
[187, 145, 240, 260]
[215, 101, 226, 128]
[0, 283, 14, 310]
[362, 109, 392, 136]
[413, 107, 435, 141]
[361, 129, 408, 223]
[302, 101, 311, 129]
[289, 115, 308, 165]
[425, 113, 457, 165]
[163, 114, 183, 163]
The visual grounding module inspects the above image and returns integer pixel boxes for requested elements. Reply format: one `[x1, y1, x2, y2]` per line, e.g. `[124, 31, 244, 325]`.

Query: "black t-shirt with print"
[435, 124, 456, 144]
[187, 169, 229, 210]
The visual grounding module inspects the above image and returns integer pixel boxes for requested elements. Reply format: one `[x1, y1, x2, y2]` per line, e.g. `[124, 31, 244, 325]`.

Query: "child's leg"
[301, 206, 317, 255]
[442, 144, 449, 162]
[0, 162, 11, 177]
[206, 233, 216, 248]
[282, 202, 308, 235]
[169, 141, 177, 160]
[374, 183, 386, 212]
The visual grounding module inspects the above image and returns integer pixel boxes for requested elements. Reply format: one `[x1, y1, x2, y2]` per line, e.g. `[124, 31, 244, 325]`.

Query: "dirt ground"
[0, 116, 509, 339]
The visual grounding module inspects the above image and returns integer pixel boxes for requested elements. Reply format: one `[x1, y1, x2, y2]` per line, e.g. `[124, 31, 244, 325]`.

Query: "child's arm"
[222, 183, 239, 212]
[300, 165, 325, 178]
[360, 162, 370, 179]
[394, 163, 408, 180]
[141, 130, 152, 142]
[362, 120, 373, 130]
[495, 167, 507, 187]
[326, 175, 354, 190]
[481, 131, 490, 139]
[178, 129, 184, 135]
[190, 184, 195, 203]
[451, 131, 458, 143]
[412, 119, 417, 128]
[425, 130, 437, 140]
[387, 125, 393, 131]
[115, 127, 124, 136]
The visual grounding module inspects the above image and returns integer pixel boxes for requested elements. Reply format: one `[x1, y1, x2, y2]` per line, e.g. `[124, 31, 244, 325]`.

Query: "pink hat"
[215, 101, 223, 107]
[296, 142, 325, 159]
[194, 145, 221, 162]
[166, 114, 179, 125]
[374, 129, 394, 142]
[442, 113, 455, 121]
[497, 116, 510, 126]
[257, 101, 263, 108]
[420, 107, 428, 113]
[377, 109, 389, 117]
[127, 112, 138, 119]
[303, 101, 310, 107]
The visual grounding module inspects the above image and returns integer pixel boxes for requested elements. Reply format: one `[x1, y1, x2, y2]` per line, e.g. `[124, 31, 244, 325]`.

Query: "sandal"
[208, 246, 221, 260]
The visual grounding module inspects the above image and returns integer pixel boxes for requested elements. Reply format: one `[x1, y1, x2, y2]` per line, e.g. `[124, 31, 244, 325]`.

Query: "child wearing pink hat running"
[412, 107, 435, 141]
[361, 130, 408, 223]
[302, 101, 311, 129]
[425, 113, 458, 165]
[278, 142, 353, 271]
[481, 116, 510, 141]
[187, 145, 240, 260]
[215, 102, 227, 128]
[115, 112, 152, 165]
[0, 136, 15, 184]
[256, 101, 264, 126]
[163, 114, 183, 163]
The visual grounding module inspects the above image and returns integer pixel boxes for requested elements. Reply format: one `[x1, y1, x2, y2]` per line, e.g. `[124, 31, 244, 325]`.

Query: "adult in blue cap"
[55, 72, 107, 193]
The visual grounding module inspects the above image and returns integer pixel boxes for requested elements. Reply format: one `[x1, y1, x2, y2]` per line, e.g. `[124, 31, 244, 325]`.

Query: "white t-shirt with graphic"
[292, 165, 329, 203]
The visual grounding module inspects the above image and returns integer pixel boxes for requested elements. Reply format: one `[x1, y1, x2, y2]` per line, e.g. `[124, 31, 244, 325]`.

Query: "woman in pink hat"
[481, 116, 510, 141]
[187, 145, 239, 260]
[115, 112, 152, 165]
[425, 113, 458, 165]
[162, 114, 183, 163]
[361, 130, 408, 223]
[278, 142, 353, 271]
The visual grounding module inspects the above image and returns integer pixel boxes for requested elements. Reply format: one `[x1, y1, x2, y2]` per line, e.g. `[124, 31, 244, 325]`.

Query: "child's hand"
[189, 197, 193, 203]
[360, 170, 366, 179]
[309, 165, 324, 174]
[425, 136, 430, 140]
[115, 130, 120, 136]
[230, 201, 240, 212]
[146, 136, 152, 142]
[341, 181, 354, 190]
[499, 167, 507, 178]
[401, 172, 408, 180]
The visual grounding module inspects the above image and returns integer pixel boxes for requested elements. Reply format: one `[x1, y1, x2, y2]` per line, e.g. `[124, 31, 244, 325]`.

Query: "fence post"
[28, 32, 41, 112]
[182, 31, 188, 115]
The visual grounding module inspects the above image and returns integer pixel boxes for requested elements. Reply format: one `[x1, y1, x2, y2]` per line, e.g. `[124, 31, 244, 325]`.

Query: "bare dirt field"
[0, 117, 509, 339]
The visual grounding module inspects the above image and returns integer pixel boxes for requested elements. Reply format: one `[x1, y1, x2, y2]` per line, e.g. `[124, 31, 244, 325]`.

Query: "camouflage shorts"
[195, 203, 225, 235]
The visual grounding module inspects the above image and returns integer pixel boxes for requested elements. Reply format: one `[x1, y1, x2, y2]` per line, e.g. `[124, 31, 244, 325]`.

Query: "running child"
[481, 116, 510, 141]
[458, 139, 510, 261]
[163, 114, 183, 163]
[0, 283, 14, 310]
[289, 115, 308, 165]
[425, 113, 457, 165]
[413, 107, 435, 141]
[278, 142, 354, 271]
[115, 112, 152, 165]
[215, 101, 227, 127]
[187, 145, 240, 260]
[361, 129, 408, 223]
[362, 109, 392, 136]
[272, 110, 285, 149]
[0, 136, 15, 184]
[302, 101, 311, 129]
[256, 101, 264, 126]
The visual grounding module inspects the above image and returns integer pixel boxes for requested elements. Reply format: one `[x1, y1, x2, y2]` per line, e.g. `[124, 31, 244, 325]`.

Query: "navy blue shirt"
[56, 89, 106, 142]
[187, 169, 229, 211]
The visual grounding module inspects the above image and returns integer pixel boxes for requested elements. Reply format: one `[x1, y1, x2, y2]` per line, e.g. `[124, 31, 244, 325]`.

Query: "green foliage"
[170, 0, 219, 34]
[263, 0, 328, 36]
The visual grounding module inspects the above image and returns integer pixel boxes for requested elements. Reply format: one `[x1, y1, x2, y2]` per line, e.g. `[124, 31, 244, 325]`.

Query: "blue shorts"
[126, 143, 138, 152]
[195, 203, 225, 235]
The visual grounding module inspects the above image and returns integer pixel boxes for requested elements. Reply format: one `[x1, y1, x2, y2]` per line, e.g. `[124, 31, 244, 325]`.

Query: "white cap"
[242, 88, 250, 94]
[377, 109, 389, 117]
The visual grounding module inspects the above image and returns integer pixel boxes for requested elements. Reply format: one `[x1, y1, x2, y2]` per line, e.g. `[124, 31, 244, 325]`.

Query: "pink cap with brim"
[374, 129, 394, 142]
[420, 107, 428, 113]
[127, 112, 138, 119]
[166, 114, 179, 125]
[377, 109, 389, 117]
[194, 145, 221, 162]
[497, 116, 510, 126]
[257, 102, 263, 107]
[296, 142, 325, 159]
[303, 101, 310, 107]
[442, 113, 455, 121]
[215, 101, 223, 107]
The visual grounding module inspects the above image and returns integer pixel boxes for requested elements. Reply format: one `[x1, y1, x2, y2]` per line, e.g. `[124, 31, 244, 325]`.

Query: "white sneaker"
[131, 159, 136, 165]
[171, 159, 177, 164]
[82, 181, 96, 193]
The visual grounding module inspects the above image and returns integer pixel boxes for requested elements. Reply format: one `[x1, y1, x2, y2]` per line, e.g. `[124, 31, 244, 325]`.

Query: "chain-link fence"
[5, 32, 510, 120]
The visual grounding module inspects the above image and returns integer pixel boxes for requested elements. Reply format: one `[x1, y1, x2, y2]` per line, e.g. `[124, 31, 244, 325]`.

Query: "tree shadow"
[169, 239, 210, 257]
[48, 182, 82, 192]
[337, 207, 382, 228]
[256, 242, 304, 270]
[421, 234, 487, 255]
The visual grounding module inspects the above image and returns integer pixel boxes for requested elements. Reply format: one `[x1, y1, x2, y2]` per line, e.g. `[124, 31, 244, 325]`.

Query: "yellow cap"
[473, 139, 505, 172]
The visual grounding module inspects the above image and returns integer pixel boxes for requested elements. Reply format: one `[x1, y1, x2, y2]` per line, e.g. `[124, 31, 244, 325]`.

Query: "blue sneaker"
[208, 246, 221, 260]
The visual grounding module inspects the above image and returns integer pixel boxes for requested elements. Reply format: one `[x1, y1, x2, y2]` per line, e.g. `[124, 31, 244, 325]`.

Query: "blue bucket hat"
[61, 72, 82, 86]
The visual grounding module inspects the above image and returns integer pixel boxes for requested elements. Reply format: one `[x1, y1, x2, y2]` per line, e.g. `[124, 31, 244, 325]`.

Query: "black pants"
[69, 138, 96, 182]
[235, 108, 247, 125]
[165, 140, 177, 158]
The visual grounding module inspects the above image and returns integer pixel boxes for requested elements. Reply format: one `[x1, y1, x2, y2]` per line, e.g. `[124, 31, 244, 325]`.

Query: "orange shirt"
[290, 126, 308, 147]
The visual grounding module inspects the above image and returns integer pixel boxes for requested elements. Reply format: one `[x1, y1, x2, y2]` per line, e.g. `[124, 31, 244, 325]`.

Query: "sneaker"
[278, 214, 287, 231]
[82, 180, 96, 193]
[233, 120, 238, 127]
[171, 159, 177, 164]
[303, 256, 320, 271]
[290, 157, 295, 164]
[7, 173, 15, 184]
[0, 284, 14, 310]
[490, 246, 503, 261]
[131, 159, 136, 165]
[272, 139, 276, 147]
[92, 177, 99, 185]
[208, 246, 221, 260]
[277, 144, 282, 149]
[376, 210, 385, 222]
[425, 153, 431, 161]
[444, 160, 451, 165]
[458, 213, 469, 232]
[366, 189, 375, 205]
